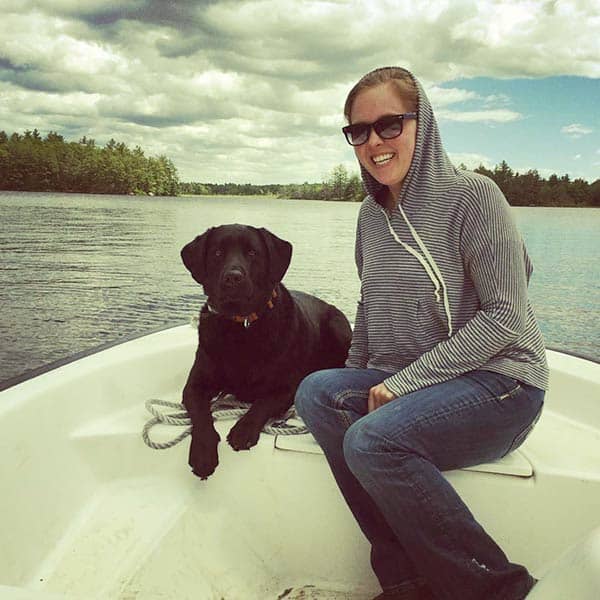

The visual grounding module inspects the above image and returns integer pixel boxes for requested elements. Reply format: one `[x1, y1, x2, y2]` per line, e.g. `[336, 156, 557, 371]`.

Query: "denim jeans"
[294, 368, 544, 600]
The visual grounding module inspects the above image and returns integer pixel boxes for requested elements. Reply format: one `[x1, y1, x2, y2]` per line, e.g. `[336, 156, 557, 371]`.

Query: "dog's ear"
[258, 227, 292, 284]
[181, 228, 214, 285]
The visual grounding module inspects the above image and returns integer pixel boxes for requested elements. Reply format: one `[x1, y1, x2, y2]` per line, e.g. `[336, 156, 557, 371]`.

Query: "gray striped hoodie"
[345, 70, 549, 394]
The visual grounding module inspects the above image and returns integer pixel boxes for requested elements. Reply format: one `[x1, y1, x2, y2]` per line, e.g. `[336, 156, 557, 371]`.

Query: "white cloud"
[454, 1, 536, 47]
[428, 84, 522, 125]
[448, 152, 492, 170]
[1, 12, 124, 76]
[0, 0, 598, 183]
[427, 86, 480, 107]
[438, 109, 522, 123]
[449, 0, 600, 78]
[561, 123, 593, 138]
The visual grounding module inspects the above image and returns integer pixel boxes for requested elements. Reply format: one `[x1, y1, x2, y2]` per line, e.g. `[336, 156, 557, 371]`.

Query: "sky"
[0, 0, 598, 184]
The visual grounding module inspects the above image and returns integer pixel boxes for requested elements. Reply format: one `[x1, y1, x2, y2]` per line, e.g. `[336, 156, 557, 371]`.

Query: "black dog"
[181, 224, 352, 479]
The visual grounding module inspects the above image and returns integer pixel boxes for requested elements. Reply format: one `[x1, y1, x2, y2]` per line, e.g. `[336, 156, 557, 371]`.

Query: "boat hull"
[1, 324, 599, 599]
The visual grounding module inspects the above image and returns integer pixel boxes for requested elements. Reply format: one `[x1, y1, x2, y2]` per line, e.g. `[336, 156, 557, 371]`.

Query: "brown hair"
[343, 67, 418, 123]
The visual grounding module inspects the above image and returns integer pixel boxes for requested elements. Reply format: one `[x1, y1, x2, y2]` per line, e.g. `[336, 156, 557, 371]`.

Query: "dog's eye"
[247, 249, 257, 257]
[214, 249, 223, 257]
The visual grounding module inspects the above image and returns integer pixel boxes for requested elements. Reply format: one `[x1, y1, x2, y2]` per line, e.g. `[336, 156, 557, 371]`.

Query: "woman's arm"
[346, 297, 368, 368]
[345, 220, 369, 369]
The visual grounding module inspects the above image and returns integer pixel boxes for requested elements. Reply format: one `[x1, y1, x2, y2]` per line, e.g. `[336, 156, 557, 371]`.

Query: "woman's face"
[349, 81, 417, 200]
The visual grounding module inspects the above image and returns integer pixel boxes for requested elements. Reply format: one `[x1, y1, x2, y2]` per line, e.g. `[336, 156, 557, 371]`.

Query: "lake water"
[0, 191, 598, 385]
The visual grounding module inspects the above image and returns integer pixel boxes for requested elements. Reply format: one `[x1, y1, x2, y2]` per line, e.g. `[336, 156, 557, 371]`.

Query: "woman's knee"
[294, 368, 341, 418]
[343, 417, 390, 475]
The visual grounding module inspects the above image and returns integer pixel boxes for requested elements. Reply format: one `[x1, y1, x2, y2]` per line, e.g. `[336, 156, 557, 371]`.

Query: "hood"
[355, 69, 457, 337]
[358, 69, 458, 206]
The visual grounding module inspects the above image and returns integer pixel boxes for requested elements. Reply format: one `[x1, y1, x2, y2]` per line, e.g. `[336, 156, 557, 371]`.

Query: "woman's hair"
[343, 67, 418, 123]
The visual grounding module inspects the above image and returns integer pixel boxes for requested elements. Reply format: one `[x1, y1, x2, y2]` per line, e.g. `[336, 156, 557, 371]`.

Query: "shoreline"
[1, 189, 596, 208]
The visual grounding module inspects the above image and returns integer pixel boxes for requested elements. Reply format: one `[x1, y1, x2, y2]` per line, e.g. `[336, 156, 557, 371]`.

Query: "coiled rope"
[142, 393, 307, 450]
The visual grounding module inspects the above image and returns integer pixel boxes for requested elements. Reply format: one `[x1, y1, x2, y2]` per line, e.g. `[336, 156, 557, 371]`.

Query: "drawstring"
[396, 204, 453, 337]
[382, 211, 442, 302]
[382, 207, 453, 337]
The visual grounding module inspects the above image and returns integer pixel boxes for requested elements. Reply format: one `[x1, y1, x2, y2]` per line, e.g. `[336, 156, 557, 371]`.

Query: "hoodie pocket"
[416, 297, 448, 344]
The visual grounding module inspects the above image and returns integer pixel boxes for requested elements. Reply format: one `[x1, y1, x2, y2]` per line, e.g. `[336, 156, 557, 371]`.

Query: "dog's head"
[181, 224, 292, 317]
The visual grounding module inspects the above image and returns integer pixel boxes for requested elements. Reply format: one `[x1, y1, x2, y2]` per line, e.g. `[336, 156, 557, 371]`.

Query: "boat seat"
[528, 526, 600, 599]
[274, 433, 534, 477]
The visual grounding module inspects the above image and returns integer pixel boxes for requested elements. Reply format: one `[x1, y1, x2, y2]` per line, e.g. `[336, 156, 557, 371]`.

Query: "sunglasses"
[342, 112, 417, 146]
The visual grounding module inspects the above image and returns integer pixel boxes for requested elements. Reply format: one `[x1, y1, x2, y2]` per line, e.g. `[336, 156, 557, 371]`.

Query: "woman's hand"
[368, 382, 395, 412]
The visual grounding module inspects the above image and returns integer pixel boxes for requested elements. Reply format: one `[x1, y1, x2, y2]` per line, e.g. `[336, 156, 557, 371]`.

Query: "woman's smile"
[372, 152, 395, 166]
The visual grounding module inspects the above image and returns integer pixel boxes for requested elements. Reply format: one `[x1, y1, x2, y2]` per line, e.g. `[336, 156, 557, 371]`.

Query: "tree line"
[178, 181, 283, 196]
[0, 129, 179, 196]
[1, 129, 597, 207]
[184, 162, 600, 207]
[181, 165, 366, 202]
[471, 161, 599, 207]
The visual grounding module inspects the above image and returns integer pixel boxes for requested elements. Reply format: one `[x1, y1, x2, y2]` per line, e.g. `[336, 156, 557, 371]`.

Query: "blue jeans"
[295, 368, 544, 600]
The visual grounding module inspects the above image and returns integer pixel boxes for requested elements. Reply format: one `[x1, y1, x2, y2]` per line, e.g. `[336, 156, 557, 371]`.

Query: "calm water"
[1, 191, 598, 384]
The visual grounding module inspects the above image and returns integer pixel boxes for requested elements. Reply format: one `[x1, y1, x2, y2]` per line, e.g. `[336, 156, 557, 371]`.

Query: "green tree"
[0, 130, 179, 195]
[513, 170, 542, 206]
[589, 180, 600, 207]
[569, 178, 590, 206]
[474, 164, 494, 179]
[327, 164, 349, 201]
[346, 173, 365, 201]
[493, 160, 516, 202]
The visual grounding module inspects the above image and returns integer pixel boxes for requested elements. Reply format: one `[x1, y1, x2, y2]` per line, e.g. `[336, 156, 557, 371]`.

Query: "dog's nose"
[223, 268, 245, 287]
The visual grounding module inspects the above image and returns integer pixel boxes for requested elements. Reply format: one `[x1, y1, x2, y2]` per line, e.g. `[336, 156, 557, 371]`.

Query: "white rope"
[142, 393, 308, 450]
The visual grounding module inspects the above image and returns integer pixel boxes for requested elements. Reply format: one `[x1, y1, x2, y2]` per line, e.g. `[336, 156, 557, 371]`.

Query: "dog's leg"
[183, 361, 221, 479]
[227, 393, 293, 451]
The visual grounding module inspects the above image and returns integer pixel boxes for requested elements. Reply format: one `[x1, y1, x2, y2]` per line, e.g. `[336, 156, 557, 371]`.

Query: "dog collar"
[206, 289, 278, 329]
[232, 289, 278, 328]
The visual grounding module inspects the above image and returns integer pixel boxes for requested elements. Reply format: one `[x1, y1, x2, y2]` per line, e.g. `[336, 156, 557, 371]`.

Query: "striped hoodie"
[345, 70, 549, 395]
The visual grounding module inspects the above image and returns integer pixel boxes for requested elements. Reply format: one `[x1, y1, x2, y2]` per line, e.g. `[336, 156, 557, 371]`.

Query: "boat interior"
[1, 324, 599, 599]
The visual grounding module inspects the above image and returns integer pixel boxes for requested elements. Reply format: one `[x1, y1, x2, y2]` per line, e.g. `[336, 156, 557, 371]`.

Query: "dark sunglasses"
[342, 112, 417, 146]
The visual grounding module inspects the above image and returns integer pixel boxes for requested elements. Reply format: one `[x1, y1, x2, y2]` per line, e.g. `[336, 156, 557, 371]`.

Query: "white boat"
[0, 323, 599, 600]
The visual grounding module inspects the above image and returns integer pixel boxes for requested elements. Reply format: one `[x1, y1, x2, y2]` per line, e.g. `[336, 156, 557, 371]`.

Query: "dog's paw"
[188, 427, 220, 479]
[227, 419, 261, 451]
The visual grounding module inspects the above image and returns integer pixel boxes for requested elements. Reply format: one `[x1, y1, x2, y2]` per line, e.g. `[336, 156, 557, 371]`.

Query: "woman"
[295, 67, 548, 600]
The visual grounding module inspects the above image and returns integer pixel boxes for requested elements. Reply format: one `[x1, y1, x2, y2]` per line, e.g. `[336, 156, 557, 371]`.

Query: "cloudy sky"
[1, 0, 598, 184]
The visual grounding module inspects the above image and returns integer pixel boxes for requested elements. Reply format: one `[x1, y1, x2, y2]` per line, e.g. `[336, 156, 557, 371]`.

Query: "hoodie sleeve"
[383, 181, 530, 396]
[345, 218, 369, 368]
[346, 297, 368, 368]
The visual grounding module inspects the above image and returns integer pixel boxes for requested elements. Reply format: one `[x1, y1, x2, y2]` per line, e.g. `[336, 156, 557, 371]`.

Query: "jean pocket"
[503, 402, 543, 456]
[464, 370, 521, 400]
